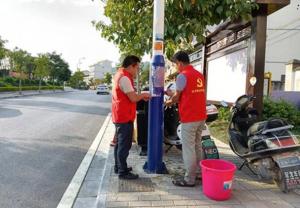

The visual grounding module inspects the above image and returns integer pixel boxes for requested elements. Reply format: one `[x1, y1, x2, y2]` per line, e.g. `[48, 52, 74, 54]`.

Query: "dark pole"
[201, 45, 207, 93]
[249, 4, 268, 117]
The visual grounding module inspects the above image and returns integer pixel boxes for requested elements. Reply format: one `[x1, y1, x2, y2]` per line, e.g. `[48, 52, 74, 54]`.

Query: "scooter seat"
[247, 121, 268, 136]
[247, 118, 290, 137]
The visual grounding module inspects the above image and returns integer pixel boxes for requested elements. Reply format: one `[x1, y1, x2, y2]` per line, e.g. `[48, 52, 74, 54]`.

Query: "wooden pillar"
[248, 5, 268, 117]
[201, 45, 207, 86]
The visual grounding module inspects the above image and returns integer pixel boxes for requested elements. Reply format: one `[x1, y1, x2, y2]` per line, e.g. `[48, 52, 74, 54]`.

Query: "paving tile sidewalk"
[73, 116, 300, 208]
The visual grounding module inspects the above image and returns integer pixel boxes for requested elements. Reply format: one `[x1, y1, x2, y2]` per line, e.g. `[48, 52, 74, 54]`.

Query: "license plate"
[276, 156, 300, 190]
[281, 166, 300, 189]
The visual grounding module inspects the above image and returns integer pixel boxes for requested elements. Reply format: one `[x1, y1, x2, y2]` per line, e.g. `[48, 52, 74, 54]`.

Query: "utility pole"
[144, 0, 167, 174]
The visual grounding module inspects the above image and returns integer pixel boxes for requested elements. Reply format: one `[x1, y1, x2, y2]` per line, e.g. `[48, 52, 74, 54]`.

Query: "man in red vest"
[165, 51, 207, 187]
[112, 55, 150, 180]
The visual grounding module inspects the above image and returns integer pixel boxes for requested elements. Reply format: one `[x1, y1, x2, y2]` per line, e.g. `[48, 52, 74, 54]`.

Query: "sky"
[0, 0, 121, 72]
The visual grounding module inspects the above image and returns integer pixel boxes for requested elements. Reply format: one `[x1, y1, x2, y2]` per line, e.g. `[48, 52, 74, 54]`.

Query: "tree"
[0, 36, 7, 60]
[34, 54, 50, 92]
[9, 48, 30, 93]
[94, 78, 102, 86]
[89, 78, 96, 89]
[24, 55, 36, 82]
[47, 52, 71, 84]
[140, 62, 150, 87]
[103, 72, 112, 85]
[94, 0, 257, 57]
[70, 71, 84, 89]
[89, 78, 105, 89]
[0, 36, 9, 78]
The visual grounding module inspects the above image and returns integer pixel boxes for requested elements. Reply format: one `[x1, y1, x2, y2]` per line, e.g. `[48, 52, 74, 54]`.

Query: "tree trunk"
[39, 78, 41, 93]
[18, 78, 22, 95]
[53, 78, 55, 92]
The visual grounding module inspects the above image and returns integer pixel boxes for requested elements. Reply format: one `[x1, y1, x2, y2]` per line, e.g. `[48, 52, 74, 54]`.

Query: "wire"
[267, 23, 300, 42]
[267, 30, 300, 46]
[267, 17, 300, 41]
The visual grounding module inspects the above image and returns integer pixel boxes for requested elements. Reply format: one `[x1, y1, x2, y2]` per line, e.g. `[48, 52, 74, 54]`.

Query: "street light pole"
[77, 57, 85, 71]
[143, 0, 167, 174]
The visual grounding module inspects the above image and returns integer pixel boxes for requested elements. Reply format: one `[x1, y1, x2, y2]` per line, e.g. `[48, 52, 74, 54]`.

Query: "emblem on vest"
[197, 78, 203, 88]
[192, 78, 204, 93]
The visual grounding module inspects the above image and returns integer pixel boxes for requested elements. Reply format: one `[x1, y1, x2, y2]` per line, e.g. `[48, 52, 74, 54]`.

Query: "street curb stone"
[56, 113, 111, 208]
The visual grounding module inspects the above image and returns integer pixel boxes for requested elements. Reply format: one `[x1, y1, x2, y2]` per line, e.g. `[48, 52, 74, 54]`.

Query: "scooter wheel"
[274, 168, 289, 193]
[176, 145, 182, 150]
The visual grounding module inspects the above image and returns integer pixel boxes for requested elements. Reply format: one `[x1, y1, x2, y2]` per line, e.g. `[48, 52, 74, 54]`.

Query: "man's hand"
[141, 92, 151, 101]
[164, 89, 174, 97]
[164, 90, 182, 107]
[164, 99, 173, 107]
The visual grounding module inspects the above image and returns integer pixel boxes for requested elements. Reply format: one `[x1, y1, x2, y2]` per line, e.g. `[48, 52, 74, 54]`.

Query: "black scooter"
[227, 94, 300, 192]
[137, 93, 219, 158]
[163, 82, 219, 154]
[164, 102, 219, 153]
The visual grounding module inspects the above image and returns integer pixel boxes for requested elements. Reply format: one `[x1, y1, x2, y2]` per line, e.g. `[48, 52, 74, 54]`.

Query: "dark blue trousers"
[114, 122, 133, 175]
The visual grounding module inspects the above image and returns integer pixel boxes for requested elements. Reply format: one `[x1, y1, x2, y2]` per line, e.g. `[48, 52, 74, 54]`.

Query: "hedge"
[215, 98, 300, 130]
[0, 86, 63, 92]
[0, 77, 60, 87]
[263, 97, 300, 128]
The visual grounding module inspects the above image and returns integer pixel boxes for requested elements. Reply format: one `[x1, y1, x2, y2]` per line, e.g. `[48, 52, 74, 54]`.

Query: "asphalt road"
[0, 91, 111, 208]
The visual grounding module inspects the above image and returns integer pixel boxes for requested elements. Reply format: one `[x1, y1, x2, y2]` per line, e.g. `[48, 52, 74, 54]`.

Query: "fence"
[271, 91, 300, 109]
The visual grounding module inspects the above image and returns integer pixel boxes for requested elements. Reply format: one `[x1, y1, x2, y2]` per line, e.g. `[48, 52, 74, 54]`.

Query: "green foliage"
[70, 71, 85, 89]
[94, 0, 258, 57]
[103, 72, 112, 85]
[262, 97, 300, 128]
[47, 52, 72, 83]
[140, 62, 150, 86]
[9, 48, 30, 74]
[88, 78, 96, 89]
[94, 78, 102, 86]
[24, 55, 36, 77]
[0, 86, 63, 92]
[209, 98, 300, 143]
[34, 54, 50, 80]
[2, 77, 18, 86]
[1, 77, 50, 87]
[218, 107, 230, 121]
[0, 36, 8, 60]
[0, 37, 71, 90]
[0, 80, 7, 87]
[209, 120, 229, 144]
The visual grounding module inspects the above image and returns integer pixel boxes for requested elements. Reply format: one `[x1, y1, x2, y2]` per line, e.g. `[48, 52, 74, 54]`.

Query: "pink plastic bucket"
[200, 159, 236, 201]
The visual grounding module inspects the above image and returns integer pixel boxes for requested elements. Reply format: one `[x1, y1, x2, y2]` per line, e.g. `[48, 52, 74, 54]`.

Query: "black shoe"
[114, 167, 133, 174]
[119, 172, 139, 180]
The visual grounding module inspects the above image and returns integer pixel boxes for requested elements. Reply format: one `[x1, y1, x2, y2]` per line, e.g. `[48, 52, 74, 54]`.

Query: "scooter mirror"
[220, 101, 228, 107]
[250, 77, 257, 86]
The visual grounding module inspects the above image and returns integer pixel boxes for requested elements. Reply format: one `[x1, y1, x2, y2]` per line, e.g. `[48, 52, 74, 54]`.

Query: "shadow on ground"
[0, 135, 89, 208]
[0, 108, 22, 118]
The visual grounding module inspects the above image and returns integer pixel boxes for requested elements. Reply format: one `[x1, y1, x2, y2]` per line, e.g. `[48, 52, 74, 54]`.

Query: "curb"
[57, 113, 111, 208]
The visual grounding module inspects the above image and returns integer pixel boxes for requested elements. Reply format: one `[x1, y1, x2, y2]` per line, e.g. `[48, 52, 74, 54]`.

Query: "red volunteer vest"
[112, 68, 136, 123]
[178, 65, 207, 123]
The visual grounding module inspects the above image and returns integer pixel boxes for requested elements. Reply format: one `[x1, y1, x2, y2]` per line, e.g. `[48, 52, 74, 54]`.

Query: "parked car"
[96, 85, 110, 95]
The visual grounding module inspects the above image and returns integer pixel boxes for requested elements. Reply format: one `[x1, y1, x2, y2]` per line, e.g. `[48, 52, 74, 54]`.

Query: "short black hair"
[122, 55, 141, 68]
[172, 51, 190, 64]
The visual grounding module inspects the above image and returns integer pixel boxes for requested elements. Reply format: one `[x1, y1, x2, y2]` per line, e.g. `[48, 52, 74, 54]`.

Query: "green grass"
[208, 120, 229, 144]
